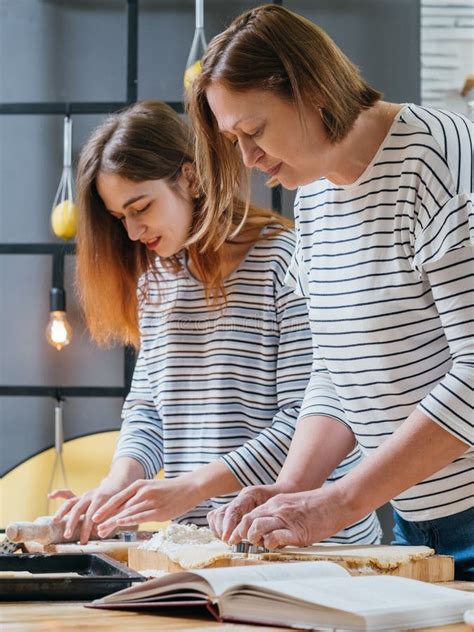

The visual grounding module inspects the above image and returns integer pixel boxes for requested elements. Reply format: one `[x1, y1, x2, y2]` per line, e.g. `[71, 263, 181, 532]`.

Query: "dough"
[138, 525, 435, 571]
[260, 544, 435, 570]
[138, 523, 233, 569]
[167, 542, 234, 569]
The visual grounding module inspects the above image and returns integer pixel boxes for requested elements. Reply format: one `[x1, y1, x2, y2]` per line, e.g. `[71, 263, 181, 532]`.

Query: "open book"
[89, 561, 473, 630]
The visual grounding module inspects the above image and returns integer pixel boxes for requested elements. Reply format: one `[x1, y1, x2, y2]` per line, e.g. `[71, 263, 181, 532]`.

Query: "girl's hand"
[48, 459, 145, 544]
[48, 483, 124, 544]
[93, 478, 200, 537]
[48, 489, 76, 502]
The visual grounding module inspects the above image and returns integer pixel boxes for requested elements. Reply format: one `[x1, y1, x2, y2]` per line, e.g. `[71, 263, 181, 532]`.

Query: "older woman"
[187, 4, 473, 579]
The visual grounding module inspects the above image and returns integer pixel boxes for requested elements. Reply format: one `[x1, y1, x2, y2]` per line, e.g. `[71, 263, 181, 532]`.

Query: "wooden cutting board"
[24, 540, 141, 563]
[128, 545, 454, 582]
[128, 547, 269, 572]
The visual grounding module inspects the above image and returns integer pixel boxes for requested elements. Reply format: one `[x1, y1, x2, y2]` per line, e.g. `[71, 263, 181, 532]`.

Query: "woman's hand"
[227, 486, 348, 549]
[207, 482, 295, 542]
[92, 478, 201, 537]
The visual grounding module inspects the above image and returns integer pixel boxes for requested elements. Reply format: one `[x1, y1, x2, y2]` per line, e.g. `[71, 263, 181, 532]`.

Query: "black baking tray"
[0, 553, 145, 600]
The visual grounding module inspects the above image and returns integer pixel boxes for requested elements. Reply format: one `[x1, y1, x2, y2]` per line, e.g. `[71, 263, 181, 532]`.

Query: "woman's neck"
[324, 101, 402, 186]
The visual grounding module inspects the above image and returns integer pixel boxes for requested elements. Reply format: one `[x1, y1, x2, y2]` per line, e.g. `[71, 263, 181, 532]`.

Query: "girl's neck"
[187, 225, 262, 281]
[324, 101, 402, 186]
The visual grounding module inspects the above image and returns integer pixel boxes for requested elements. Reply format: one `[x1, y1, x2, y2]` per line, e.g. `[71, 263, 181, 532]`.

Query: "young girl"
[187, 5, 473, 578]
[50, 100, 381, 546]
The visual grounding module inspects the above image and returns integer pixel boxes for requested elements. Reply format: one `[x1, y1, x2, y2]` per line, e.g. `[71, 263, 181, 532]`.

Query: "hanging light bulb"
[46, 289, 73, 351]
[51, 115, 77, 241]
[46, 252, 72, 351]
[184, 0, 207, 89]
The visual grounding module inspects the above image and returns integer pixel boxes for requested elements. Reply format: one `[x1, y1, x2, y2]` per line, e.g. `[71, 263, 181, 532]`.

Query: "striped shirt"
[286, 104, 473, 521]
[114, 228, 381, 542]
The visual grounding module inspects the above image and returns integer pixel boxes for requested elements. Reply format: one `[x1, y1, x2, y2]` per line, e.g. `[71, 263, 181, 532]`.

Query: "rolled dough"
[138, 523, 233, 569]
[260, 544, 435, 570]
[137, 525, 435, 571]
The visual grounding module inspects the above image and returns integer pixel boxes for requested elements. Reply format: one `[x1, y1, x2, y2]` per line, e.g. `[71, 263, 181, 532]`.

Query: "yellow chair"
[0, 431, 167, 532]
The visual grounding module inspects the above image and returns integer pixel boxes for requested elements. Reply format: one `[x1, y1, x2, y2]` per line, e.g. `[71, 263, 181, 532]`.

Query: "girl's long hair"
[76, 100, 291, 348]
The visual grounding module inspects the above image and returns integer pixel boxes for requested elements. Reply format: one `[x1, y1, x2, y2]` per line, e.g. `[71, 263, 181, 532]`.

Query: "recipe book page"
[97, 561, 348, 604]
[197, 560, 348, 596]
[218, 574, 474, 630]
[222, 574, 473, 613]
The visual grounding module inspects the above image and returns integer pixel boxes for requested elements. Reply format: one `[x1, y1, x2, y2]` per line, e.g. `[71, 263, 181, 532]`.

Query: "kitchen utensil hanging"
[184, 0, 207, 89]
[47, 398, 69, 514]
[51, 115, 77, 240]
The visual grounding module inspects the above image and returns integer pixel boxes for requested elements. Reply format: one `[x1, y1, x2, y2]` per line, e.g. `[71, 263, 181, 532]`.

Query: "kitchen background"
[0, 0, 472, 539]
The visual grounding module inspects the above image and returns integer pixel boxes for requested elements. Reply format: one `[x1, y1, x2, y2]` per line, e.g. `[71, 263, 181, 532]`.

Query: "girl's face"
[206, 82, 332, 189]
[96, 166, 195, 258]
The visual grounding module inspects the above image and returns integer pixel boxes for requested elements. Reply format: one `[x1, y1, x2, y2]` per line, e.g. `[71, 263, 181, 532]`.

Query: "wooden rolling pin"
[7, 516, 90, 544]
[6, 516, 130, 545]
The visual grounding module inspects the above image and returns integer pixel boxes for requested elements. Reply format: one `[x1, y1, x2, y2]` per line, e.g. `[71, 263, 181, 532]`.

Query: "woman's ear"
[180, 162, 199, 198]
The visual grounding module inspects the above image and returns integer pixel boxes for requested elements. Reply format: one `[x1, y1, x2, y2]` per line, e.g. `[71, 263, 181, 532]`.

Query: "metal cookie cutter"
[118, 531, 139, 542]
[232, 540, 269, 555]
[118, 531, 154, 542]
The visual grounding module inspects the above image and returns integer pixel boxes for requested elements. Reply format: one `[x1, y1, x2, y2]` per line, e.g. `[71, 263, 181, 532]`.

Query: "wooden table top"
[0, 601, 284, 631]
[1, 579, 472, 631]
[1, 600, 472, 632]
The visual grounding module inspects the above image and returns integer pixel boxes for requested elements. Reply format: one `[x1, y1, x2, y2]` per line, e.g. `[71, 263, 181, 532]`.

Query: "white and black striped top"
[114, 229, 381, 542]
[286, 104, 473, 521]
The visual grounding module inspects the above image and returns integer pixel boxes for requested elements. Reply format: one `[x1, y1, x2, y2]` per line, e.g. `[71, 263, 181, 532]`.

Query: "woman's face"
[96, 166, 195, 258]
[206, 82, 331, 189]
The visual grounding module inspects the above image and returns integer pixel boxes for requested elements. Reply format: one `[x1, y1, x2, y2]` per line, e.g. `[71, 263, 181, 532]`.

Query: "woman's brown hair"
[186, 3, 382, 248]
[76, 100, 291, 348]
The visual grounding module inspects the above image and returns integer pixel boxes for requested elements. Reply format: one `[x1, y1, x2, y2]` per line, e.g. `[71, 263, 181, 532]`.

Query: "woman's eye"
[248, 128, 263, 139]
[134, 202, 151, 215]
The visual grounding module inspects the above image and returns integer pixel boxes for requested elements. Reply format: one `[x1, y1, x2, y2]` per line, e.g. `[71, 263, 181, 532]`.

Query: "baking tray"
[0, 553, 145, 601]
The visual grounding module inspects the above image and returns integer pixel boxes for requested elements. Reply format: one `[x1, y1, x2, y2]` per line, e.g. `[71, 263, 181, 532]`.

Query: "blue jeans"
[392, 507, 474, 581]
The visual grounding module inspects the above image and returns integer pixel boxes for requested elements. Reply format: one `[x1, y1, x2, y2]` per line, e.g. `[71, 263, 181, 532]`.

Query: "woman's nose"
[238, 137, 264, 168]
[125, 217, 145, 241]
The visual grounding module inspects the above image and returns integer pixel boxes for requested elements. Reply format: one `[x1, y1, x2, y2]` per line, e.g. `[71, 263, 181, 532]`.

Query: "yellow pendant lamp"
[51, 115, 77, 240]
[184, 0, 207, 89]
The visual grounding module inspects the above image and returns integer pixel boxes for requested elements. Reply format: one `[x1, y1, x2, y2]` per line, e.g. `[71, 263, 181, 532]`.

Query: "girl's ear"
[180, 162, 199, 197]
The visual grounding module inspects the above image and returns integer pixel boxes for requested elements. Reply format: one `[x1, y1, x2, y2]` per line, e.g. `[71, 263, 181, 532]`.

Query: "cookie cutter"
[232, 540, 269, 555]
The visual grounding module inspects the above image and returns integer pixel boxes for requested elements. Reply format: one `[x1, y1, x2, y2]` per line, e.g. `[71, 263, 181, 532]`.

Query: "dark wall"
[0, 0, 420, 540]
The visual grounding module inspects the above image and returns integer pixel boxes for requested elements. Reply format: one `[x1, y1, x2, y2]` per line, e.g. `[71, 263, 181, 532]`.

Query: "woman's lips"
[267, 162, 282, 177]
[146, 237, 161, 250]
